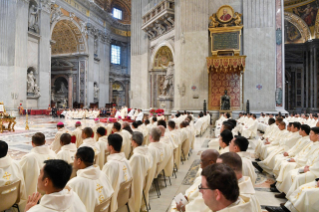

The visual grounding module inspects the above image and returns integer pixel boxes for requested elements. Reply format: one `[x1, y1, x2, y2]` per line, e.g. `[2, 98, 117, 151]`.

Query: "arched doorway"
[112, 82, 125, 107]
[150, 46, 174, 107]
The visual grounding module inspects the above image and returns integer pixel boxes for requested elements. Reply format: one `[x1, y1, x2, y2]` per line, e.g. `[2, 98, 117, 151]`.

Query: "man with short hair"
[93, 118, 104, 141]
[208, 121, 234, 149]
[217, 152, 261, 212]
[167, 120, 182, 169]
[51, 122, 70, 153]
[255, 118, 277, 160]
[129, 132, 153, 212]
[96, 127, 108, 169]
[0, 140, 27, 211]
[25, 160, 86, 212]
[71, 121, 83, 148]
[102, 134, 133, 212]
[241, 114, 258, 139]
[229, 136, 257, 185]
[113, 122, 131, 159]
[158, 126, 174, 179]
[57, 133, 77, 164]
[20, 132, 57, 197]
[79, 127, 100, 157]
[200, 163, 253, 211]
[67, 147, 114, 212]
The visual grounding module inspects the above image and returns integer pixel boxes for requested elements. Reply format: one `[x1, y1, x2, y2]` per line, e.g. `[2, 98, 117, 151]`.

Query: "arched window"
[113, 8, 123, 20]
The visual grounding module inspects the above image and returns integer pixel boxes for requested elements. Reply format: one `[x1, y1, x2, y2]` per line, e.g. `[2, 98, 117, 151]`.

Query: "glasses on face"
[198, 184, 212, 190]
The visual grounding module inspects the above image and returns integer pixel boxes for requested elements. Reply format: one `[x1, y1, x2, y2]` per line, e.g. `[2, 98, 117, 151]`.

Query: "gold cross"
[98, 195, 105, 203]
[3, 172, 11, 180]
[96, 184, 103, 193]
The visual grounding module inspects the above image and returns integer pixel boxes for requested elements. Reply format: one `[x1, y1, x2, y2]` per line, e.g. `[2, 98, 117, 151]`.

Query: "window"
[113, 8, 122, 20]
[111, 45, 121, 64]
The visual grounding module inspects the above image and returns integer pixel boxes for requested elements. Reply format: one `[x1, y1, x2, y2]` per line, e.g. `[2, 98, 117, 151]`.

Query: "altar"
[207, 5, 246, 112]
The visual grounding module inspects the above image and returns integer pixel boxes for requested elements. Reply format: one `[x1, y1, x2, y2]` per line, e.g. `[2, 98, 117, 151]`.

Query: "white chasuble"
[0, 155, 27, 211]
[51, 127, 70, 153]
[19, 145, 57, 197]
[93, 123, 105, 141]
[102, 152, 133, 212]
[27, 188, 87, 212]
[129, 146, 152, 212]
[148, 142, 167, 177]
[237, 152, 257, 186]
[57, 143, 77, 164]
[115, 131, 132, 159]
[67, 165, 114, 212]
[79, 137, 101, 157]
[237, 176, 261, 212]
[97, 135, 109, 169]
[71, 126, 83, 148]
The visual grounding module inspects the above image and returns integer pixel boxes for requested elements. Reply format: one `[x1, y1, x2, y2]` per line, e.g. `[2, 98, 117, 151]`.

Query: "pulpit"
[0, 102, 16, 133]
[207, 5, 246, 112]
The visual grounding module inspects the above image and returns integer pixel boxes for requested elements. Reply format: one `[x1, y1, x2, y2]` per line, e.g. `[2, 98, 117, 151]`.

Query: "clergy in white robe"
[113, 122, 132, 159]
[102, 134, 133, 212]
[229, 136, 257, 185]
[96, 127, 109, 169]
[241, 115, 258, 139]
[20, 132, 57, 198]
[167, 121, 182, 169]
[50, 122, 70, 154]
[129, 132, 153, 212]
[254, 119, 277, 159]
[127, 108, 135, 118]
[71, 122, 83, 148]
[0, 141, 27, 211]
[27, 160, 86, 212]
[285, 180, 319, 212]
[67, 147, 114, 212]
[180, 122, 190, 160]
[57, 133, 77, 164]
[158, 126, 174, 177]
[218, 129, 233, 155]
[79, 127, 101, 159]
[136, 109, 144, 121]
[92, 119, 104, 141]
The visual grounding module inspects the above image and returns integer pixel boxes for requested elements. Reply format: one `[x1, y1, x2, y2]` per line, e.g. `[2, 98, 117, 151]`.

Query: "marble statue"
[57, 82, 68, 94]
[221, 90, 230, 110]
[27, 71, 36, 93]
[161, 62, 174, 97]
[34, 84, 40, 96]
[63, 98, 67, 108]
[94, 84, 100, 99]
[51, 6, 62, 24]
[51, 91, 55, 101]
[28, 5, 40, 31]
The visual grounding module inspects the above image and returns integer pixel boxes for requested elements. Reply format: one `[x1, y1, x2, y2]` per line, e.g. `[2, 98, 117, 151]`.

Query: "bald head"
[200, 149, 220, 169]
[158, 125, 165, 136]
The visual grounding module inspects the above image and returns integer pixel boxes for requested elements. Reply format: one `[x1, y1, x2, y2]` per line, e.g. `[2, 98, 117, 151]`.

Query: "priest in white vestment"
[79, 127, 101, 158]
[56, 133, 77, 164]
[112, 122, 132, 159]
[136, 109, 144, 121]
[129, 132, 153, 212]
[93, 118, 104, 141]
[218, 129, 233, 155]
[102, 134, 133, 212]
[127, 108, 135, 118]
[180, 122, 190, 160]
[167, 121, 182, 169]
[0, 141, 27, 211]
[67, 147, 114, 212]
[25, 160, 86, 212]
[96, 127, 109, 169]
[71, 121, 83, 148]
[158, 126, 174, 178]
[20, 132, 57, 198]
[50, 122, 70, 153]
[241, 114, 258, 139]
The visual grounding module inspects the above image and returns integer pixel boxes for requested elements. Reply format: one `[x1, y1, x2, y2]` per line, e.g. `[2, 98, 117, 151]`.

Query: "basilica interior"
[1, 0, 319, 212]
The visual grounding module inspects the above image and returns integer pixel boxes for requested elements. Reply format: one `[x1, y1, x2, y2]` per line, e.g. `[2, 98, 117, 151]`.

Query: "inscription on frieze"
[212, 32, 239, 51]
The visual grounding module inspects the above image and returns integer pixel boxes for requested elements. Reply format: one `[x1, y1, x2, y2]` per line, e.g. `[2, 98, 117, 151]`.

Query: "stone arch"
[51, 75, 68, 90]
[284, 11, 312, 42]
[151, 45, 174, 71]
[50, 17, 88, 55]
[151, 42, 175, 68]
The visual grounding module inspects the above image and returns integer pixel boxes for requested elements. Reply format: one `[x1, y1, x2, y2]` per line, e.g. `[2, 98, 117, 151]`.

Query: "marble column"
[109, 78, 114, 103]
[68, 74, 73, 108]
[314, 47, 318, 108]
[306, 50, 309, 108]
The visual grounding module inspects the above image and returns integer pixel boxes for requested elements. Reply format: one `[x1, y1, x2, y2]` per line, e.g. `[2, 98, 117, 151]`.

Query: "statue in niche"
[160, 62, 174, 97]
[94, 36, 98, 57]
[34, 84, 40, 97]
[27, 71, 36, 93]
[221, 90, 231, 110]
[94, 83, 100, 99]
[28, 5, 40, 32]
[57, 82, 68, 94]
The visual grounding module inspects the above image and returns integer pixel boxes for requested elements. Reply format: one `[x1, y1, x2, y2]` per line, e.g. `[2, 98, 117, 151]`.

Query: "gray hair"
[132, 131, 144, 146]
[150, 127, 162, 142]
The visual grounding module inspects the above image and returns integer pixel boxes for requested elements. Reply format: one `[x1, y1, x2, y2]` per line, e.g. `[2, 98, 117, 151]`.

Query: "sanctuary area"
[1, 0, 319, 212]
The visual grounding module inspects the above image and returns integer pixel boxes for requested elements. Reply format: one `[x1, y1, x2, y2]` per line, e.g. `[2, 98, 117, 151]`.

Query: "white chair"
[0, 180, 21, 212]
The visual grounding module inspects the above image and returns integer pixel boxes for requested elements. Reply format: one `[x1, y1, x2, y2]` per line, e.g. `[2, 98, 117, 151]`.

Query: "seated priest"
[57, 133, 77, 164]
[67, 147, 114, 212]
[25, 160, 86, 212]
[0, 140, 27, 211]
[113, 122, 131, 159]
[71, 121, 83, 148]
[96, 127, 109, 169]
[20, 132, 57, 198]
[79, 127, 101, 158]
[50, 122, 70, 154]
[102, 134, 133, 212]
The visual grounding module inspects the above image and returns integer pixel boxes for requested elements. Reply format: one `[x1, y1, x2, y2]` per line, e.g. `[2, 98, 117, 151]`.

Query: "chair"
[142, 174, 150, 212]
[94, 195, 112, 212]
[117, 178, 133, 212]
[0, 180, 21, 212]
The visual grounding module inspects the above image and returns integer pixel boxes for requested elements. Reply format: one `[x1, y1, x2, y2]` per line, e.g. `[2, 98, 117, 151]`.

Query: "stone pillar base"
[158, 96, 173, 114]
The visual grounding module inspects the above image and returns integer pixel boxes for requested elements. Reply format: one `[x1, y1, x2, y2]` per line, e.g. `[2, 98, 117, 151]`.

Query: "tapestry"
[209, 72, 241, 110]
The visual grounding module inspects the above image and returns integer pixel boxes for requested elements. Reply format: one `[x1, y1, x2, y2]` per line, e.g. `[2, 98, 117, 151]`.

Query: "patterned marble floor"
[1, 116, 286, 212]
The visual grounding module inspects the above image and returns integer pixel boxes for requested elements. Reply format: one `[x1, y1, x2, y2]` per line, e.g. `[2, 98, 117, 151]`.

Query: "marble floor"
[1, 116, 286, 212]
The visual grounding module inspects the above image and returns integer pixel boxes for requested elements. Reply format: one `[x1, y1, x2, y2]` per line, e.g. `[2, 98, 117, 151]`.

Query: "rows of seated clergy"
[252, 115, 319, 212]
[0, 114, 196, 212]
[63, 108, 100, 119]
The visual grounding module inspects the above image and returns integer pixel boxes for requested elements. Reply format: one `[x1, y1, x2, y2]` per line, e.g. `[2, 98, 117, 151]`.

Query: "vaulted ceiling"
[94, 0, 131, 25]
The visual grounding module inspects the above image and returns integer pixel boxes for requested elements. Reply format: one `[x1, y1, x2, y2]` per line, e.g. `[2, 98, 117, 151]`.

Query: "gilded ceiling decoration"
[94, 0, 131, 25]
[153, 46, 173, 70]
[284, 11, 312, 43]
[51, 20, 86, 55]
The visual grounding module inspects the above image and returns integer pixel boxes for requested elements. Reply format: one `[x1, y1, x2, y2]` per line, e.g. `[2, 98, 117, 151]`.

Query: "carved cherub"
[233, 12, 242, 26]
[209, 14, 219, 28]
